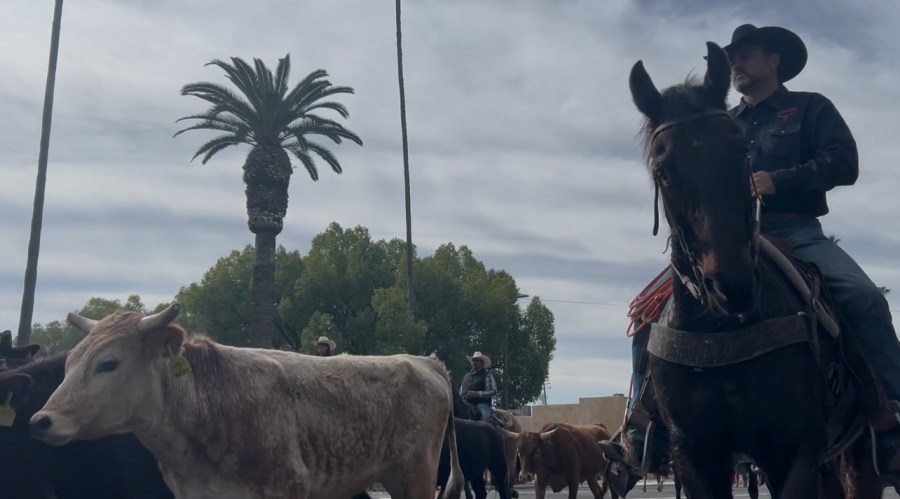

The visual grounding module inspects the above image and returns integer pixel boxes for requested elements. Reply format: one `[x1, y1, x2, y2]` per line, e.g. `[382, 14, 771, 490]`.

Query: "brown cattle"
[516, 423, 617, 499]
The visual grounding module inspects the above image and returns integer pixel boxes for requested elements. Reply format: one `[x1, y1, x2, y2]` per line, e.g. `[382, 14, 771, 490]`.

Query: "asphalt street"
[369, 481, 900, 498]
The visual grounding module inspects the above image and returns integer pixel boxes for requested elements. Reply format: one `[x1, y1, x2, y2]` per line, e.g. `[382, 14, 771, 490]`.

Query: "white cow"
[30, 304, 462, 499]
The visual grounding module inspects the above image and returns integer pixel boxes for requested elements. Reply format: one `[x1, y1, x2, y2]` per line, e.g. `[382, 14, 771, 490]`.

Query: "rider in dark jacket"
[459, 351, 497, 422]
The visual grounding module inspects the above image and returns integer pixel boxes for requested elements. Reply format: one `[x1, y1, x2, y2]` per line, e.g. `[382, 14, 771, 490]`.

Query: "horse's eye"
[96, 359, 119, 373]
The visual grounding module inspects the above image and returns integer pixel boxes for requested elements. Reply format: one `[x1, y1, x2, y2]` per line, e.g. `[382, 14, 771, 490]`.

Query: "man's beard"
[733, 73, 759, 94]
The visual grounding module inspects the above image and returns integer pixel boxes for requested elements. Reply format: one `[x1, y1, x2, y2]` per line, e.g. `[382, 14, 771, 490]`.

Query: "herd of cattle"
[0, 305, 620, 499]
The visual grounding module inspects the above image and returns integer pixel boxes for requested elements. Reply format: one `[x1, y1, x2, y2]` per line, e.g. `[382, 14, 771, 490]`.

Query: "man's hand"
[464, 390, 478, 399]
[751, 171, 775, 197]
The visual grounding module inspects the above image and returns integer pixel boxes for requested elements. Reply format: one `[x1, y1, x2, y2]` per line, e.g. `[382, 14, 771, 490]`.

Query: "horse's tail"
[439, 402, 464, 499]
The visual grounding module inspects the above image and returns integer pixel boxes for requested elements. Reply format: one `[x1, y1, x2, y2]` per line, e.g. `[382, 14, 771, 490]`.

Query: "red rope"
[625, 267, 673, 337]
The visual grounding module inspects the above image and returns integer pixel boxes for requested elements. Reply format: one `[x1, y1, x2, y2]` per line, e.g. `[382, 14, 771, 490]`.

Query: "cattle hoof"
[510, 490, 518, 498]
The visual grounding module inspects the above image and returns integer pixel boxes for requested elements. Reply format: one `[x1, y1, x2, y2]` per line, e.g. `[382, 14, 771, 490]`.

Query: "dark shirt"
[460, 368, 497, 407]
[730, 85, 859, 216]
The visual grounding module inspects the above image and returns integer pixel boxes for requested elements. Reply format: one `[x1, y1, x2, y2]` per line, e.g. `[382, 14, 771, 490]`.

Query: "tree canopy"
[29, 223, 556, 407]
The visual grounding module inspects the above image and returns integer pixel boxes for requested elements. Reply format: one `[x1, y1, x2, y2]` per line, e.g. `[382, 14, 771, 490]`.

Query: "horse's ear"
[703, 41, 730, 106]
[629, 61, 662, 122]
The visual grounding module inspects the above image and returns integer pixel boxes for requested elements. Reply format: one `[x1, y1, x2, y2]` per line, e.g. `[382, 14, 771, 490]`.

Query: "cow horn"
[137, 303, 181, 333]
[67, 313, 99, 333]
[500, 429, 520, 439]
[540, 428, 559, 441]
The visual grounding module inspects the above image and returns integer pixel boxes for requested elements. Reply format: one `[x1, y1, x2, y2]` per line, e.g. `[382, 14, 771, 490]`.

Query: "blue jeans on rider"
[475, 403, 491, 422]
[765, 218, 900, 403]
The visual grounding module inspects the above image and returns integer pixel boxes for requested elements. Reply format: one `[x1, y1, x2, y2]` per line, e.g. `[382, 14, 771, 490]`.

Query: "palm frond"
[284, 71, 330, 108]
[178, 56, 361, 169]
[253, 58, 275, 95]
[303, 140, 344, 175]
[180, 82, 260, 128]
[173, 116, 252, 141]
[285, 144, 320, 181]
[274, 54, 291, 96]
[304, 101, 351, 119]
[288, 116, 363, 146]
[191, 134, 245, 164]
[207, 58, 264, 112]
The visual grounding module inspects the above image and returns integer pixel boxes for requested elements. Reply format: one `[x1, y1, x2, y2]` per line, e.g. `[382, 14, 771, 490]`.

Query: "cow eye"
[96, 359, 119, 373]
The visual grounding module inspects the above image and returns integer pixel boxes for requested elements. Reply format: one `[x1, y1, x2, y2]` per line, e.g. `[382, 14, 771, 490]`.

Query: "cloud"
[2, 0, 898, 406]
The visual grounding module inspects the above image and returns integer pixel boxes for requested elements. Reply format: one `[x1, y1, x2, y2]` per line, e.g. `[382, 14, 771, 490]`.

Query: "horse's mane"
[638, 74, 722, 162]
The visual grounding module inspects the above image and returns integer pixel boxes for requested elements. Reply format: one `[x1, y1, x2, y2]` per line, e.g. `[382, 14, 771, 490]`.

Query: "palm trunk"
[251, 231, 276, 348]
[18, 0, 64, 346]
[395, 0, 416, 313]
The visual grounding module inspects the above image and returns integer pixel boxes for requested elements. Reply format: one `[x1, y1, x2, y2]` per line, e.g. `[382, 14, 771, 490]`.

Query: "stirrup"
[599, 440, 625, 462]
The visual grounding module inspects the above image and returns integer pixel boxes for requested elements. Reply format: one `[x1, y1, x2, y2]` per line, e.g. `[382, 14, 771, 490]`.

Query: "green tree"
[507, 297, 556, 408]
[175, 245, 303, 347]
[412, 243, 556, 407]
[373, 285, 427, 354]
[165, 224, 556, 406]
[299, 312, 343, 355]
[31, 295, 150, 355]
[279, 223, 397, 354]
[175, 55, 362, 349]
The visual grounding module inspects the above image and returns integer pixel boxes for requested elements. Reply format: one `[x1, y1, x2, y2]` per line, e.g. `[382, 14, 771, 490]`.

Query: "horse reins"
[648, 109, 761, 305]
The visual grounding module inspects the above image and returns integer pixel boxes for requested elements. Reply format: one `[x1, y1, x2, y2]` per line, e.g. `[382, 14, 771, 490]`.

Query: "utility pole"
[18, 0, 64, 345]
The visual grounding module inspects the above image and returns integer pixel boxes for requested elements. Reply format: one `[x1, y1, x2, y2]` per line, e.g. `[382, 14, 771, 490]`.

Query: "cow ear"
[143, 325, 186, 359]
[0, 373, 34, 408]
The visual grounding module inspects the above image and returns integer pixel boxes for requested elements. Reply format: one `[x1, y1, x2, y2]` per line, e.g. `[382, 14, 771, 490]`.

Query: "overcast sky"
[2, 0, 899, 405]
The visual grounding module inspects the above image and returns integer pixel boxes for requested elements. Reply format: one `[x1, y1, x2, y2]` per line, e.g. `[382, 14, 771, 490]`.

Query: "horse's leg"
[747, 468, 758, 499]
[771, 446, 821, 499]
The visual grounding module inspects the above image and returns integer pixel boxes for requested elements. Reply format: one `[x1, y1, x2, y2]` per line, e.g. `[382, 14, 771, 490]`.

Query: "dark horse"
[452, 389, 522, 498]
[625, 42, 892, 498]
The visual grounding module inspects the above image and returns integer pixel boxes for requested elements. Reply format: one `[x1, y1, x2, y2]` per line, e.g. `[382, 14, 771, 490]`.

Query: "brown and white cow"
[516, 422, 617, 499]
[29, 304, 463, 499]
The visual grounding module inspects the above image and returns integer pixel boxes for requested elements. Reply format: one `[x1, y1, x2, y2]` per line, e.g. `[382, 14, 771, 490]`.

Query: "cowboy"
[602, 24, 900, 487]
[725, 23, 900, 444]
[459, 351, 497, 422]
[314, 336, 336, 357]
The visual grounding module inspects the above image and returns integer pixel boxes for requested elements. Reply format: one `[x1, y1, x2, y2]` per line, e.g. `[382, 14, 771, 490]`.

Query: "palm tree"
[175, 55, 362, 348]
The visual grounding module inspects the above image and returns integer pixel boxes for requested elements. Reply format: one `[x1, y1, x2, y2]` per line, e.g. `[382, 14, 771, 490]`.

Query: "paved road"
[368, 481, 900, 498]
[507, 481, 900, 498]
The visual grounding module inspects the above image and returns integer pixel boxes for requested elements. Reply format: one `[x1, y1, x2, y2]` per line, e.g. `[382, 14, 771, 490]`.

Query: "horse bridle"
[648, 108, 761, 305]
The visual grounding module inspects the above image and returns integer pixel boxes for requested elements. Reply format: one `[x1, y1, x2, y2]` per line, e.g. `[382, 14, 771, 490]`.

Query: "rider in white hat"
[315, 336, 337, 357]
[459, 351, 497, 422]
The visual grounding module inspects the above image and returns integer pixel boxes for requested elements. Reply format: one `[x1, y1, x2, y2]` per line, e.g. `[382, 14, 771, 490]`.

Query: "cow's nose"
[30, 413, 53, 436]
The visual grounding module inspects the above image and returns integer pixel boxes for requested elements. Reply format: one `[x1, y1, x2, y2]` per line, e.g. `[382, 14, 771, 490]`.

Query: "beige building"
[515, 394, 629, 433]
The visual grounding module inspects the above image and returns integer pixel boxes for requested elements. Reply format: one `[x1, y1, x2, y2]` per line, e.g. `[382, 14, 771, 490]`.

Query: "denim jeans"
[629, 322, 651, 412]
[764, 218, 900, 401]
[475, 403, 492, 422]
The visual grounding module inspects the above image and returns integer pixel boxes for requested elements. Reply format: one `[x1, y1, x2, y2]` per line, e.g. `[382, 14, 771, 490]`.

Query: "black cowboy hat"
[724, 24, 807, 82]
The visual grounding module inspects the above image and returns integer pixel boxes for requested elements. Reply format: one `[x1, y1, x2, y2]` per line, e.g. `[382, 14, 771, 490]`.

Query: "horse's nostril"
[31, 414, 53, 433]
